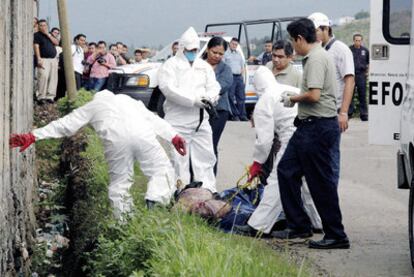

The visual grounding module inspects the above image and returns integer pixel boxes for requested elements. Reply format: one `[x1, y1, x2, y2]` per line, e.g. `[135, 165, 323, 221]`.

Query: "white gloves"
[280, 91, 299, 107]
[194, 95, 218, 108]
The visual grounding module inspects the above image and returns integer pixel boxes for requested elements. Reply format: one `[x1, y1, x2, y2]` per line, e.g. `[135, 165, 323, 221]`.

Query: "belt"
[232, 74, 241, 76]
[294, 116, 337, 127]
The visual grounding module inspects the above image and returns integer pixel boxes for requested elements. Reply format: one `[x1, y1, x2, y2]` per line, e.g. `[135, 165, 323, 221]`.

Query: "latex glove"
[9, 133, 36, 152]
[208, 94, 219, 106]
[172, 135, 186, 156]
[248, 161, 262, 182]
[280, 91, 298, 107]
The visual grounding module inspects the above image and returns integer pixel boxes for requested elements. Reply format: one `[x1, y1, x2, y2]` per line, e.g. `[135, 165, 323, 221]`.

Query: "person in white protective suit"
[234, 66, 322, 236]
[9, 90, 186, 219]
[158, 27, 221, 192]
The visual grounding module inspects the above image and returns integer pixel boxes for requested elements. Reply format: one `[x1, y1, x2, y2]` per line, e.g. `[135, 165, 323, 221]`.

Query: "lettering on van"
[369, 81, 404, 106]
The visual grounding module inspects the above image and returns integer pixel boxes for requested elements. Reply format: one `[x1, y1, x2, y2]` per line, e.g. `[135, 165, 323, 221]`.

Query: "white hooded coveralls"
[158, 27, 221, 192]
[247, 67, 322, 233]
[33, 90, 177, 218]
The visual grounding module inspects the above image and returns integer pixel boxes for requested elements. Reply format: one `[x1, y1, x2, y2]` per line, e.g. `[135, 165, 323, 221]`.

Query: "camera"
[97, 57, 106, 64]
[81, 60, 89, 66]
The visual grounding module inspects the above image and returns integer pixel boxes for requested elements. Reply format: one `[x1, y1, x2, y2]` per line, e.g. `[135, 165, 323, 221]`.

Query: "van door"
[369, 0, 412, 145]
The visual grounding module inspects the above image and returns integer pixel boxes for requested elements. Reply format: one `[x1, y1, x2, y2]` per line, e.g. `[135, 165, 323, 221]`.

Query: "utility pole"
[57, 0, 76, 101]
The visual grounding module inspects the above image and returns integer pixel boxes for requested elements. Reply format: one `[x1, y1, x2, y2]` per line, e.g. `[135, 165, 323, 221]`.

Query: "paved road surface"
[215, 119, 412, 277]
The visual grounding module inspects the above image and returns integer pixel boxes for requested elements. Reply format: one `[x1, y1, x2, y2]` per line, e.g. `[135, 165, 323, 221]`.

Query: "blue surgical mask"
[184, 51, 197, 62]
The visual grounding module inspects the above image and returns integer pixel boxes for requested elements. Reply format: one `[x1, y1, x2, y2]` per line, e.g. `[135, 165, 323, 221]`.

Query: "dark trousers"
[349, 73, 368, 119]
[228, 75, 246, 118]
[209, 110, 229, 175]
[277, 117, 347, 240]
[75, 72, 82, 91]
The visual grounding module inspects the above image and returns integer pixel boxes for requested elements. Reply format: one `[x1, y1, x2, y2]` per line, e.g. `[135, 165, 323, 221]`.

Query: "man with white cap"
[158, 27, 221, 193]
[308, 12, 355, 133]
[234, 66, 322, 236]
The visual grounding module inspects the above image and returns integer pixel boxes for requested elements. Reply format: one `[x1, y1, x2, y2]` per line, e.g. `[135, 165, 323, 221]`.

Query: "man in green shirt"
[266, 40, 302, 88]
[273, 18, 349, 250]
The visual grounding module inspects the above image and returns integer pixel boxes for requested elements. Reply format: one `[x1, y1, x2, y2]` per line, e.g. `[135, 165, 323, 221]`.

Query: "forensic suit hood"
[179, 26, 200, 51]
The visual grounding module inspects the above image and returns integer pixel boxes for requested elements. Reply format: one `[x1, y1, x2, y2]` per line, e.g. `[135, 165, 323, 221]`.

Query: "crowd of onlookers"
[33, 17, 156, 105]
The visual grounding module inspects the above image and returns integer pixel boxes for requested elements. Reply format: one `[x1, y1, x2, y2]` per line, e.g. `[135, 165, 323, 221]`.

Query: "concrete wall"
[0, 0, 37, 275]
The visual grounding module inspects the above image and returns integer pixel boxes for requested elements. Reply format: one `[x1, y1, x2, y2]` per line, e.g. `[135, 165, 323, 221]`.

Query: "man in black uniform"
[349, 33, 369, 121]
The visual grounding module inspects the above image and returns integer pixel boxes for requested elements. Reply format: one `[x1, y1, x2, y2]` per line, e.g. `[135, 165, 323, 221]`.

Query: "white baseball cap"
[308, 12, 331, 28]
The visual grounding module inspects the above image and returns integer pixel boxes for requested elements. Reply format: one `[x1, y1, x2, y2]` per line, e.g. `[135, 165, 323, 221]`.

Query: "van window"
[383, 0, 412, 44]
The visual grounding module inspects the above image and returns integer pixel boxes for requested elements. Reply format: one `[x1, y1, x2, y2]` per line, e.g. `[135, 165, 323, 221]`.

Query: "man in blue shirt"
[224, 38, 248, 121]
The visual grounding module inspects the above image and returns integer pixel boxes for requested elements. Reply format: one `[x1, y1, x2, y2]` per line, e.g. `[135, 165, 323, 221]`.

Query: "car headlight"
[126, 75, 149, 88]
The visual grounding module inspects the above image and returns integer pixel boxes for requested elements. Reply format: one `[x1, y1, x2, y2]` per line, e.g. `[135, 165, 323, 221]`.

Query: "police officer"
[349, 33, 369, 121]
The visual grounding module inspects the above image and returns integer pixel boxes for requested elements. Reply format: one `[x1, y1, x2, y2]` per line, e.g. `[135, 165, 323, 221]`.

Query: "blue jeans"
[277, 117, 347, 240]
[228, 75, 246, 118]
[209, 110, 229, 175]
[89, 77, 107, 91]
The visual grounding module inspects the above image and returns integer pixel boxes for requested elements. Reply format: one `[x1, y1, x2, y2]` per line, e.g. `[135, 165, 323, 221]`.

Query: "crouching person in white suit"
[235, 66, 322, 236]
[9, 90, 186, 219]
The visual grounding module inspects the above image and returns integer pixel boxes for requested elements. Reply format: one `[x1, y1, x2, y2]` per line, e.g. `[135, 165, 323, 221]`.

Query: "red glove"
[248, 161, 262, 182]
[172, 135, 186, 156]
[9, 133, 36, 152]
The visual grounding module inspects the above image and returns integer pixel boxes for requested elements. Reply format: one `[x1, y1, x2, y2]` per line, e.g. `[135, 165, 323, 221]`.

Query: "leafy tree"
[355, 10, 370, 20]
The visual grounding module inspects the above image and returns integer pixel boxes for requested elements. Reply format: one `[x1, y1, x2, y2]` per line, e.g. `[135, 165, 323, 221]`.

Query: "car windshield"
[150, 40, 207, 62]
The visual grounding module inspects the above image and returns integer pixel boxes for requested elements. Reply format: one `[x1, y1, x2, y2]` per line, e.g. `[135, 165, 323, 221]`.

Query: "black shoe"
[271, 219, 287, 231]
[312, 227, 324, 234]
[230, 116, 240, 121]
[271, 228, 313, 239]
[240, 116, 249, 121]
[146, 200, 156, 210]
[308, 237, 350, 249]
[360, 116, 368, 121]
[233, 224, 258, 237]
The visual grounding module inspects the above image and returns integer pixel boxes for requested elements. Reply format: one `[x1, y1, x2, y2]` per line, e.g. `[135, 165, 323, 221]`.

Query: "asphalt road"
[215, 119, 412, 277]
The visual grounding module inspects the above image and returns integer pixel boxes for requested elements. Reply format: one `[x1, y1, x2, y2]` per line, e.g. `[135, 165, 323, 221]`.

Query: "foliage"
[57, 88, 94, 114]
[87, 205, 307, 277]
[355, 10, 370, 20]
[333, 18, 370, 46]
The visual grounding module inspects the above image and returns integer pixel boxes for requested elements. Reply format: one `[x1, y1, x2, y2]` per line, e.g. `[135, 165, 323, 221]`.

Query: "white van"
[369, 0, 414, 266]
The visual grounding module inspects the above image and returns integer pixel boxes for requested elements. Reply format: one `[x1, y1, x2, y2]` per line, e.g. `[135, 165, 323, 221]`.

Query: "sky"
[39, 0, 369, 49]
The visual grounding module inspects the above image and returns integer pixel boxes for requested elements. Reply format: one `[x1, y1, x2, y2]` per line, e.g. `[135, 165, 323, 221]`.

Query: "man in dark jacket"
[349, 33, 369, 121]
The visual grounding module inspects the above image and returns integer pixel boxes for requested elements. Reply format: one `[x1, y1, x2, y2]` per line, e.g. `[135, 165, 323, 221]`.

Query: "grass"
[87, 204, 308, 277]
